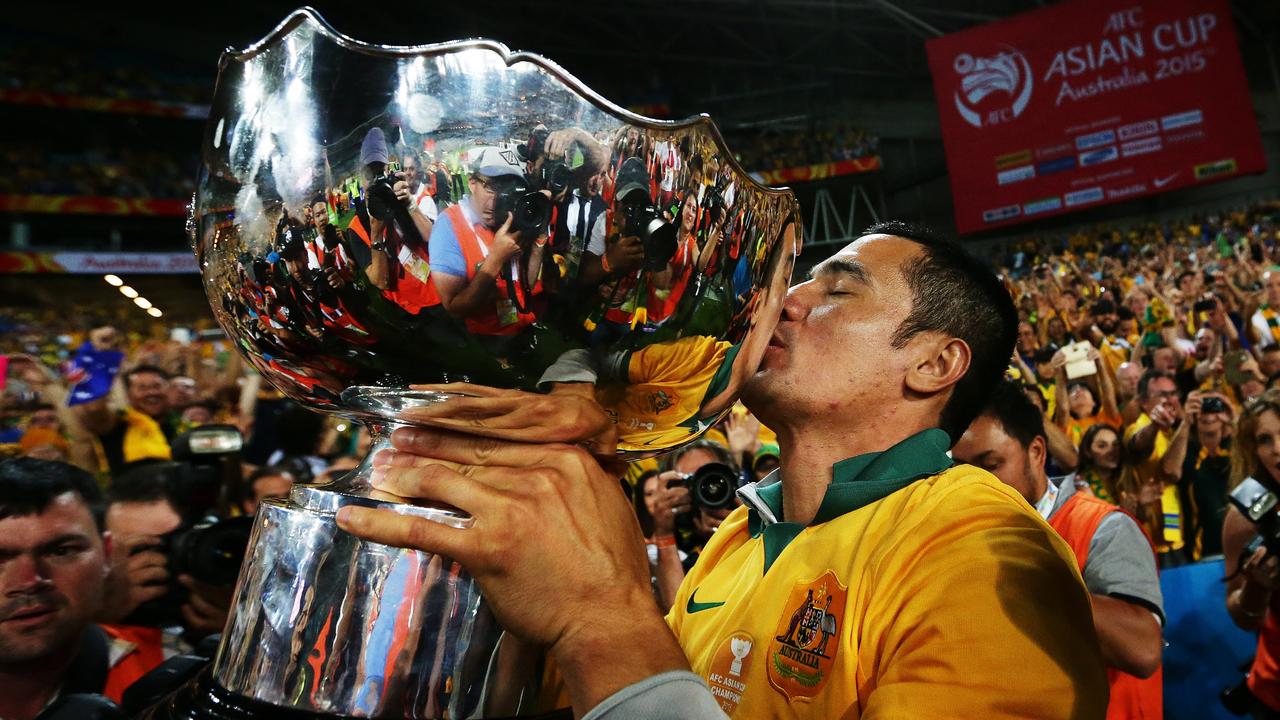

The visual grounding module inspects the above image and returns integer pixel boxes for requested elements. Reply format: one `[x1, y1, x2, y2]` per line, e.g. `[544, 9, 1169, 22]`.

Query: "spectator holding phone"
[1052, 344, 1121, 449]
[1162, 391, 1235, 559]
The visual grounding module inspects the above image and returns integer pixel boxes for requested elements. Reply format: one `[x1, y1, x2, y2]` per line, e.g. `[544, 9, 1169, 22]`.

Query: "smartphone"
[170, 328, 192, 345]
[1225, 351, 1251, 386]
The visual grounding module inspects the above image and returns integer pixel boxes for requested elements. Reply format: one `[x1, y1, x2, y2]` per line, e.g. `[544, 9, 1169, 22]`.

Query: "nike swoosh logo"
[687, 588, 727, 614]
[1153, 173, 1178, 188]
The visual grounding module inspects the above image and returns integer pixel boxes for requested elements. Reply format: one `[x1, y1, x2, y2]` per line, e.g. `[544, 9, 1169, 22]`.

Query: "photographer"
[1125, 370, 1189, 567]
[0, 459, 166, 716]
[1223, 389, 1280, 715]
[349, 130, 442, 317]
[428, 146, 546, 334]
[100, 466, 232, 639]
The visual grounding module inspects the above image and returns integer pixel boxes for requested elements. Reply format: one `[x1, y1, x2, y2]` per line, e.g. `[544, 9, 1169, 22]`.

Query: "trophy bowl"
[177, 7, 800, 718]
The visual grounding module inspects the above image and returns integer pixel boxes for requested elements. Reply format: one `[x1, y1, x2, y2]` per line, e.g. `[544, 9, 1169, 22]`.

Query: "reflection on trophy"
[153, 8, 799, 718]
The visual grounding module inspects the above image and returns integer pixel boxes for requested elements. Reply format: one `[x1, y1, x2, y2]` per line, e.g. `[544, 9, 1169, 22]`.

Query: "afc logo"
[951, 47, 1034, 129]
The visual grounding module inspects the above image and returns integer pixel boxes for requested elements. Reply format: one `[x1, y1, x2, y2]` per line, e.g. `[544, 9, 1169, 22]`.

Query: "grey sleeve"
[582, 671, 728, 720]
[536, 349, 600, 390]
[1082, 512, 1165, 623]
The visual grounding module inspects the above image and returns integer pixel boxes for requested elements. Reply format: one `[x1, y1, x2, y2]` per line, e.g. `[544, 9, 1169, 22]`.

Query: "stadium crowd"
[3, 196, 1280, 717]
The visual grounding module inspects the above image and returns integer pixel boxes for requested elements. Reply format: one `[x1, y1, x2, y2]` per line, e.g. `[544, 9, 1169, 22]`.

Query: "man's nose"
[3, 554, 51, 596]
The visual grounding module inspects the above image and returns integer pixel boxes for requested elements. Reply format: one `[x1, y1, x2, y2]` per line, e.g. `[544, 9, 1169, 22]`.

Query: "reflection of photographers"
[428, 147, 547, 335]
[592, 157, 676, 331]
[647, 441, 742, 611]
[1223, 391, 1280, 715]
[347, 128, 442, 315]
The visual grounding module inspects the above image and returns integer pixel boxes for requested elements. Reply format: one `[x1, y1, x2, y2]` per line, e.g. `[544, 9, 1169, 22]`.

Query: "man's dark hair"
[1263, 345, 1280, 356]
[124, 364, 170, 390]
[1117, 305, 1136, 321]
[1177, 269, 1196, 287]
[0, 458, 105, 531]
[865, 221, 1019, 443]
[978, 380, 1047, 450]
[108, 461, 182, 510]
[1137, 369, 1174, 401]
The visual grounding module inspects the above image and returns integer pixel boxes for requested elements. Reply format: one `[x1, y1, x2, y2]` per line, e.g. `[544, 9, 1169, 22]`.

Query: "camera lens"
[170, 516, 255, 586]
[690, 462, 739, 511]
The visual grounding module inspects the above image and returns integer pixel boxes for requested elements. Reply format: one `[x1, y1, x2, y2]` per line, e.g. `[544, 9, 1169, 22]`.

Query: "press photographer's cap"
[615, 156, 649, 200]
[471, 146, 524, 179]
[359, 127, 389, 167]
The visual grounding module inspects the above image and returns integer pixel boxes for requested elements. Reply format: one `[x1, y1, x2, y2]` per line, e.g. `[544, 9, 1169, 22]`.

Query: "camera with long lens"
[677, 461, 740, 512]
[701, 181, 727, 229]
[274, 213, 308, 262]
[492, 176, 552, 242]
[364, 167, 425, 248]
[621, 199, 678, 272]
[1227, 476, 1280, 558]
[124, 426, 255, 629]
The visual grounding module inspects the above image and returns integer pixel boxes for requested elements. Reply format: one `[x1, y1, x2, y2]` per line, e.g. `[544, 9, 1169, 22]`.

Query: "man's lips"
[1, 604, 56, 625]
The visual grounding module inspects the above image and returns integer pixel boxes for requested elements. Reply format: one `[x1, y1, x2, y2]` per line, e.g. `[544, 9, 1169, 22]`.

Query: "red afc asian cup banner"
[926, 0, 1266, 235]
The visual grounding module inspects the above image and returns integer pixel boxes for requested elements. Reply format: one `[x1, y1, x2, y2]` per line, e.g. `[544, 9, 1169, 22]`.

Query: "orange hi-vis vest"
[1249, 602, 1280, 713]
[444, 204, 539, 336]
[1049, 492, 1163, 720]
[348, 213, 441, 314]
[100, 624, 167, 703]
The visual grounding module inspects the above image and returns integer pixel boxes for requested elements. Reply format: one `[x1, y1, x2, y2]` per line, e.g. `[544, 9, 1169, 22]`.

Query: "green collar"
[744, 428, 953, 574]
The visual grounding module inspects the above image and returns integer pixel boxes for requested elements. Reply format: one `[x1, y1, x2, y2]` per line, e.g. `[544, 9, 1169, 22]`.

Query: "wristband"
[600, 252, 613, 273]
[652, 535, 677, 549]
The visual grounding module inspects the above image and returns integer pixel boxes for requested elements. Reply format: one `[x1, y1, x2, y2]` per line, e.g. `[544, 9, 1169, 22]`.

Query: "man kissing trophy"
[149, 8, 798, 719]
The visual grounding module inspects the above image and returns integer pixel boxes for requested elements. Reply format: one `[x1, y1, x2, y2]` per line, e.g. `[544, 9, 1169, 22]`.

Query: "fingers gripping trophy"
[160, 8, 799, 719]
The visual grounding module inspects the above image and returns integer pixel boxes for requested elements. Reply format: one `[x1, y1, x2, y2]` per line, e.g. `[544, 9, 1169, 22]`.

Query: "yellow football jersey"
[666, 429, 1107, 718]
[597, 336, 740, 451]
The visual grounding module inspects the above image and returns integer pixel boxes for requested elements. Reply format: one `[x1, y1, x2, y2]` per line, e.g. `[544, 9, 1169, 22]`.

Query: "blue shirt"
[427, 195, 483, 278]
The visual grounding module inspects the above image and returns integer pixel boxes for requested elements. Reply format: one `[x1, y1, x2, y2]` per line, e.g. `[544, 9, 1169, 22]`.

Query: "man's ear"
[905, 335, 971, 395]
[1028, 434, 1047, 471]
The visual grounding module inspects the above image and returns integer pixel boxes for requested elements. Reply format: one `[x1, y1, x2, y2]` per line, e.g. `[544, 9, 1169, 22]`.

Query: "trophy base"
[206, 386, 543, 718]
[141, 667, 570, 720]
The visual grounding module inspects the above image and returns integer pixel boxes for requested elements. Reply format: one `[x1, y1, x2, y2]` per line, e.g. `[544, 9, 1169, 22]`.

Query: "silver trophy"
[172, 7, 800, 718]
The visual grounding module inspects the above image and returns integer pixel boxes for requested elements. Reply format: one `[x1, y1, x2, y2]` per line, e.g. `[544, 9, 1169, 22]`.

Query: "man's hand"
[324, 266, 348, 290]
[1241, 546, 1280, 591]
[179, 575, 233, 637]
[1184, 391, 1203, 426]
[483, 215, 523, 271]
[101, 535, 169, 623]
[650, 472, 691, 537]
[402, 382, 614, 454]
[724, 412, 761, 458]
[606, 235, 645, 275]
[335, 427, 689, 713]
[1148, 399, 1179, 429]
[392, 171, 413, 206]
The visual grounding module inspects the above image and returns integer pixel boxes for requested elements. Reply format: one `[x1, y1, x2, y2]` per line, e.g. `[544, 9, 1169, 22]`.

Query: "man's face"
[952, 415, 1045, 506]
[1142, 377, 1181, 417]
[1262, 349, 1280, 378]
[1017, 322, 1037, 352]
[0, 493, 108, 664]
[28, 409, 58, 430]
[168, 376, 197, 408]
[1178, 273, 1198, 296]
[1116, 363, 1142, 398]
[127, 371, 170, 419]
[311, 201, 329, 232]
[1266, 271, 1280, 308]
[468, 175, 501, 229]
[250, 473, 293, 510]
[1194, 329, 1216, 360]
[1095, 312, 1119, 335]
[1152, 348, 1178, 375]
[742, 235, 929, 423]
